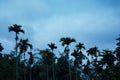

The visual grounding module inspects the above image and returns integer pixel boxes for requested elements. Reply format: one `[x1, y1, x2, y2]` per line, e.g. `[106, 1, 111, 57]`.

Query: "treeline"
[0, 24, 120, 80]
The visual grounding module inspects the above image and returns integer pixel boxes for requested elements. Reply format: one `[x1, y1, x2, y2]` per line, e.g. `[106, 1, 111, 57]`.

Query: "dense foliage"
[0, 24, 120, 80]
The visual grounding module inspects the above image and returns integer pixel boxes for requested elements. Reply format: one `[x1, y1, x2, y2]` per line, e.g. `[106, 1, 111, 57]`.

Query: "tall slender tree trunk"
[65, 45, 72, 80]
[52, 50, 55, 80]
[15, 33, 18, 80]
[47, 64, 49, 80]
[24, 53, 26, 80]
[30, 65, 32, 80]
[69, 60, 71, 80]
[94, 56, 97, 80]
[75, 67, 77, 80]
[53, 63, 55, 80]
[67, 46, 71, 80]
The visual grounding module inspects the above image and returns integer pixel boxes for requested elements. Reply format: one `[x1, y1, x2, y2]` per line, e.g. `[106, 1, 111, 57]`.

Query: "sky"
[0, 0, 120, 53]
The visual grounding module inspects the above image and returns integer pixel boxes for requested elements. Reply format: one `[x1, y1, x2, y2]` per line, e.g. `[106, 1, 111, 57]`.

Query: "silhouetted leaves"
[8, 24, 24, 41]
[60, 37, 76, 46]
[48, 43, 57, 51]
[0, 43, 4, 52]
[17, 39, 33, 54]
[9, 24, 24, 34]
[1, 24, 120, 80]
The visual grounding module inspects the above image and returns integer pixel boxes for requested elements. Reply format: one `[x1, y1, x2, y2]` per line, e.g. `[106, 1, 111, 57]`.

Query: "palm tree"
[101, 50, 115, 66]
[40, 49, 54, 80]
[48, 43, 57, 52]
[60, 37, 76, 58]
[76, 42, 85, 51]
[87, 46, 99, 60]
[60, 37, 76, 80]
[71, 42, 86, 80]
[76, 42, 86, 64]
[28, 52, 34, 80]
[60, 37, 76, 46]
[8, 24, 24, 80]
[87, 46, 99, 80]
[71, 49, 79, 80]
[48, 43, 57, 80]
[17, 38, 33, 80]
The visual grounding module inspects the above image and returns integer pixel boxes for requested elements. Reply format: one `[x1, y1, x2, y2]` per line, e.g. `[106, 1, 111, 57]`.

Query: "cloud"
[30, 7, 120, 49]
[0, 38, 14, 53]
[0, 0, 49, 23]
[0, 0, 120, 52]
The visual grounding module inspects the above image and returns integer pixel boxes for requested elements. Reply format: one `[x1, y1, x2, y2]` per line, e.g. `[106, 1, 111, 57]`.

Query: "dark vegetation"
[0, 24, 120, 80]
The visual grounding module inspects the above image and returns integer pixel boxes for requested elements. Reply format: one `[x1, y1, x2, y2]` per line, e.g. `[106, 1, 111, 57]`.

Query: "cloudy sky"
[0, 0, 120, 53]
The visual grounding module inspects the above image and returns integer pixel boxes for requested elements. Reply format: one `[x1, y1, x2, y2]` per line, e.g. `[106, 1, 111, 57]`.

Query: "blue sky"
[0, 0, 120, 53]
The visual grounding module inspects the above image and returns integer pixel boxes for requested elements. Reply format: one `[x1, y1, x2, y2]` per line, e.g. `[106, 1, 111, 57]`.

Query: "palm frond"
[48, 43, 57, 51]
[19, 29, 25, 34]
[76, 42, 85, 50]
[60, 37, 76, 46]
[71, 49, 78, 58]
[8, 26, 14, 32]
[8, 24, 25, 34]
[28, 44, 33, 50]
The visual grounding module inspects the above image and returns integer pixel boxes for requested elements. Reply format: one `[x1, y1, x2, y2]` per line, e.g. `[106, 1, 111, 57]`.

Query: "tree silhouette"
[0, 53, 16, 80]
[87, 46, 99, 79]
[71, 49, 79, 80]
[48, 43, 57, 52]
[71, 42, 86, 80]
[100, 50, 115, 67]
[60, 37, 76, 46]
[75, 42, 86, 64]
[60, 37, 76, 80]
[48, 43, 57, 80]
[40, 49, 55, 80]
[28, 52, 34, 80]
[17, 38, 33, 80]
[76, 42, 85, 51]
[1, 25, 120, 80]
[0, 43, 4, 52]
[115, 36, 120, 62]
[0, 43, 4, 57]
[8, 24, 24, 80]
[98, 49, 116, 80]
[87, 46, 99, 61]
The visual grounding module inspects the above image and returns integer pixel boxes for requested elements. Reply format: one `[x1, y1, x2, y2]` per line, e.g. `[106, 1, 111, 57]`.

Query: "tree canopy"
[0, 24, 120, 80]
